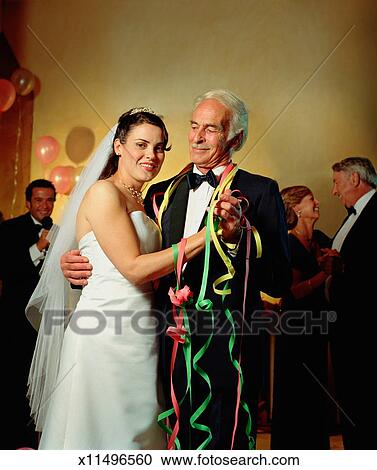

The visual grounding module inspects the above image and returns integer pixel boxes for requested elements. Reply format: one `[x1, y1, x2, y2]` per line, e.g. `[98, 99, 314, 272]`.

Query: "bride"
[26, 108, 206, 449]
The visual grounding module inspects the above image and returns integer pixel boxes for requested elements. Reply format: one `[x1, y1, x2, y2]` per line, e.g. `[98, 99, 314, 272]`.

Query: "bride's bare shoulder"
[88, 178, 116, 191]
[84, 179, 122, 202]
[78, 180, 127, 217]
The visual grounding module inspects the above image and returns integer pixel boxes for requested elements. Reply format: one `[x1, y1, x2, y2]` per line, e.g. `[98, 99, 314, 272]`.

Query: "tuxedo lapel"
[340, 191, 377, 254]
[332, 214, 350, 242]
[22, 213, 40, 245]
[162, 176, 190, 246]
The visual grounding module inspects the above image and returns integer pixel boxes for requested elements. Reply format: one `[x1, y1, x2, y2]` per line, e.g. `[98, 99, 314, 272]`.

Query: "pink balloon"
[35, 136, 60, 165]
[74, 165, 85, 184]
[49, 165, 76, 195]
[0, 79, 16, 112]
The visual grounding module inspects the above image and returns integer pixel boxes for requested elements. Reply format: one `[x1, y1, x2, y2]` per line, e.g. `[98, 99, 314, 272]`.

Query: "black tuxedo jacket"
[0, 213, 42, 449]
[0, 212, 42, 309]
[329, 192, 377, 449]
[331, 191, 377, 314]
[145, 168, 291, 390]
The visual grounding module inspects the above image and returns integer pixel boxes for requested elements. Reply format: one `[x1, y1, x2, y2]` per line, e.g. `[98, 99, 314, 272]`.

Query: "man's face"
[26, 187, 55, 222]
[332, 170, 356, 208]
[188, 99, 234, 170]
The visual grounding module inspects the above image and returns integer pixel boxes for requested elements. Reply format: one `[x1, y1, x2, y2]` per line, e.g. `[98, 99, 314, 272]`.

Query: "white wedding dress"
[39, 211, 166, 449]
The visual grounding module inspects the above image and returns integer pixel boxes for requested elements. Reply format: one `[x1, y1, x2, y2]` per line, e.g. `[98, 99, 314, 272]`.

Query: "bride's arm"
[81, 180, 205, 286]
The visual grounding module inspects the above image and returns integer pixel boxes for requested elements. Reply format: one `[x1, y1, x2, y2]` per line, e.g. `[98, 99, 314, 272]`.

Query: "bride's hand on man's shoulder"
[60, 249, 93, 285]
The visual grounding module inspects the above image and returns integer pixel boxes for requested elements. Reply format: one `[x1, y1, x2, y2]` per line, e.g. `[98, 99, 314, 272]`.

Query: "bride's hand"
[60, 249, 93, 285]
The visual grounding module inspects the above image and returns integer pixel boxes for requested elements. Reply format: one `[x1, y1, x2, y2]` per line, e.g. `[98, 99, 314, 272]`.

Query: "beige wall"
[3, 0, 377, 235]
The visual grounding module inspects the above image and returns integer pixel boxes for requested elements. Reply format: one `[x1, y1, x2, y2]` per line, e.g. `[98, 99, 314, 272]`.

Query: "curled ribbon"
[168, 286, 193, 306]
[166, 326, 188, 344]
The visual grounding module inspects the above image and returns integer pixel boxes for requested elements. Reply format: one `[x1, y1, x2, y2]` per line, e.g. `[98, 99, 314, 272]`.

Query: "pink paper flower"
[168, 285, 193, 306]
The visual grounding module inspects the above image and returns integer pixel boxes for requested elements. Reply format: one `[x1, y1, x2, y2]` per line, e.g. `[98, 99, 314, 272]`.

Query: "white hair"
[332, 156, 377, 188]
[193, 89, 248, 152]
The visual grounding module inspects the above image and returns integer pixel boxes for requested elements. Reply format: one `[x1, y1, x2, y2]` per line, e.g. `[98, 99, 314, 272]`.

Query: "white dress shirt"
[332, 189, 375, 251]
[183, 164, 227, 238]
[29, 215, 46, 266]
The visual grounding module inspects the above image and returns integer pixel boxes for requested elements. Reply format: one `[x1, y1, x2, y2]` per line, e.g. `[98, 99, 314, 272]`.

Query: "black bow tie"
[186, 170, 218, 190]
[34, 223, 43, 232]
[346, 206, 356, 216]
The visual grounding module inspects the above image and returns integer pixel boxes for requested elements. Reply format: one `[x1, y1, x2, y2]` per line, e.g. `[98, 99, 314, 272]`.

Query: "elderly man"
[327, 157, 377, 449]
[0, 178, 56, 449]
[62, 90, 291, 449]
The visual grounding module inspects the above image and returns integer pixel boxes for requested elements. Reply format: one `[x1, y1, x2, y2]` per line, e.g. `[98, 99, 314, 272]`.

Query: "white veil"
[26, 124, 117, 431]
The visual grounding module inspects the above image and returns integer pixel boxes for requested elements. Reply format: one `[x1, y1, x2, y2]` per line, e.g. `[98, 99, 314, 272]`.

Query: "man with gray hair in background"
[62, 90, 291, 449]
[325, 156, 377, 449]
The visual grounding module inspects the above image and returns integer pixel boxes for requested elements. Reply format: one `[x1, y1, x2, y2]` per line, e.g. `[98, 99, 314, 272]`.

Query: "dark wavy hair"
[99, 108, 171, 180]
[280, 185, 312, 230]
[25, 179, 56, 201]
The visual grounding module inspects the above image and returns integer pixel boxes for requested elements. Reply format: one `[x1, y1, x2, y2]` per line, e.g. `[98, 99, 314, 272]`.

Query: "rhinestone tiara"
[129, 107, 156, 115]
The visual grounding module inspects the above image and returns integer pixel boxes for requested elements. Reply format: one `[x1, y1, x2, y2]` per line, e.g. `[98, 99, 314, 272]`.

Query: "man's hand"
[60, 249, 93, 286]
[214, 189, 242, 243]
[318, 248, 343, 275]
[36, 229, 50, 252]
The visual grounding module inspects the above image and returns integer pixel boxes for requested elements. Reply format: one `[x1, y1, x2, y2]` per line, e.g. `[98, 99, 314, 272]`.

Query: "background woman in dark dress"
[271, 185, 334, 449]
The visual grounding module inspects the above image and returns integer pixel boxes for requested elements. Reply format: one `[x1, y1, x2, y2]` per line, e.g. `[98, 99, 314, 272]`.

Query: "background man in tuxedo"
[0, 178, 56, 449]
[62, 90, 291, 449]
[328, 157, 377, 449]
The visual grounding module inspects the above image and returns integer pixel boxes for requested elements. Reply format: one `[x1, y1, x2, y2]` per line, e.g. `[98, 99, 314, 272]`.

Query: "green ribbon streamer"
[223, 285, 255, 450]
[188, 216, 215, 449]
